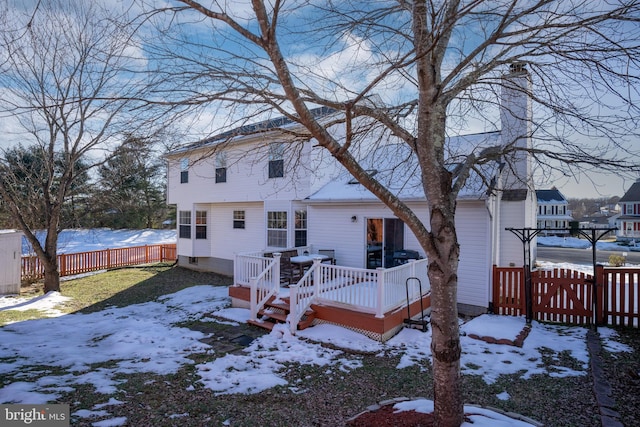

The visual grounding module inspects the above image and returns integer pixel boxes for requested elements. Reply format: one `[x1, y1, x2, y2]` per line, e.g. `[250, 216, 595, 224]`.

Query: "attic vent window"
[348, 169, 378, 184]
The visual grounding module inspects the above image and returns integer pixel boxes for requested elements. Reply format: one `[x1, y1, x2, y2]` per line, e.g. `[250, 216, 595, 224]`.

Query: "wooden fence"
[21, 244, 177, 280]
[493, 265, 640, 327]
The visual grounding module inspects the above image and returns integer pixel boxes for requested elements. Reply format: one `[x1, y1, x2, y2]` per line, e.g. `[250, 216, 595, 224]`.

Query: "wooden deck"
[229, 285, 431, 341]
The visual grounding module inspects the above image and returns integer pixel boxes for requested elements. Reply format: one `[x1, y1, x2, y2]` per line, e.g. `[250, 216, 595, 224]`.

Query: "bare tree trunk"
[427, 206, 462, 426]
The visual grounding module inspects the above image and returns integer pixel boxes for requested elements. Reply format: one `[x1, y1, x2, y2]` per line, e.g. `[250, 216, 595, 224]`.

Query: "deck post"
[249, 276, 258, 321]
[289, 284, 298, 334]
[273, 253, 282, 295]
[375, 267, 385, 318]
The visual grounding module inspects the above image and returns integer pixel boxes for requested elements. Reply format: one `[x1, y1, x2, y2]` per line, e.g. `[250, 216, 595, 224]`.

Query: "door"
[366, 218, 404, 268]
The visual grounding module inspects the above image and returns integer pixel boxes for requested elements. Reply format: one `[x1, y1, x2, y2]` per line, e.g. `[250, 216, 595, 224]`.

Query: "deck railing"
[248, 254, 280, 322]
[233, 252, 431, 333]
[21, 244, 177, 280]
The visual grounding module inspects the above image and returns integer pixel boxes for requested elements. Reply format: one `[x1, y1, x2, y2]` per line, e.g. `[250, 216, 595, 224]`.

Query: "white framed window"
[179, 211, 191, 239]
[267, 211, 287, 247]
[233, 210, 245, 229]
[215, 152, 227, 183]
[195, 210, 207, 239]
[294, 209, 307, 247]
[180, 158, 189, 183]
[268, 143, 284, 178]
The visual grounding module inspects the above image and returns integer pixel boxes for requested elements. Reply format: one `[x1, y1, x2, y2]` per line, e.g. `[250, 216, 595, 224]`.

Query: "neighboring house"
[616, 178, 640, 241]
[165, 66, 537, 319]
[536, 188, 573, 235]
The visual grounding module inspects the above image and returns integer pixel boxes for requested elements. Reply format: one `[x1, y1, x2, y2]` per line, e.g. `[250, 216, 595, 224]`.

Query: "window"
[233, 210, 245, 229]
[195, 210, 207, 239]
[268, 143, 284, 178]
[180, 158, 189, 183]
[294, 209, 307, 247]
[215, 153, 227, 183]
[179, 211, 191, 239]
[267, 211, 287, 247]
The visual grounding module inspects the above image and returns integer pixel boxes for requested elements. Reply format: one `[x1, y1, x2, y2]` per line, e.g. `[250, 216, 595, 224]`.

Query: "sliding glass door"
[366, 218, 404, 268]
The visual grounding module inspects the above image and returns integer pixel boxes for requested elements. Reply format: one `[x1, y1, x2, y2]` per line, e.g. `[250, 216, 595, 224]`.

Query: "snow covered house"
[165, 67, 537, 337]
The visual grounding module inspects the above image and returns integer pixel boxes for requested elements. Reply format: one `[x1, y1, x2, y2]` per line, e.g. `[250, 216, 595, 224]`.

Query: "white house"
[536, 188, 573, 235]
[166, 67, 537, 316]
[616, 178, 640, 241]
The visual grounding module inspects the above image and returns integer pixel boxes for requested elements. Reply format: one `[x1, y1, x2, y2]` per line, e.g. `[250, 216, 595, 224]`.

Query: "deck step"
[247, 318, 276, 331]
[248, 298, 316, 332]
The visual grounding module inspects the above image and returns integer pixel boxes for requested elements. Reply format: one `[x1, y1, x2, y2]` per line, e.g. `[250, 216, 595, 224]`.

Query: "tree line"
[0, 137, 172, 231]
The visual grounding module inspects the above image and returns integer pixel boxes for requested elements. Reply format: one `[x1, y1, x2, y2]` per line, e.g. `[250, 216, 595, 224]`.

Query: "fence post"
[595, 265, 605, 325]
[59, 254, 66, 277]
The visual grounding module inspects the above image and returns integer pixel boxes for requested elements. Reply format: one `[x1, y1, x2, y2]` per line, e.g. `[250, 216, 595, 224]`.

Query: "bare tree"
[142, 1, 640, 425]
[0, 0, 149, 293]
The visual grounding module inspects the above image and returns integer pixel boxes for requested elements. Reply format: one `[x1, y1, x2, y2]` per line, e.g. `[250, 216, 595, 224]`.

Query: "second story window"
[215, 152, 227, 183]
[180, 158, 189, 184]
[179, 211, 191, 238]
[268, 143, 284, 178]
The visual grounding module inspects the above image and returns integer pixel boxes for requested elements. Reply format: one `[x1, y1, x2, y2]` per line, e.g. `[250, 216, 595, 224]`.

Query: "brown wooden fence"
[493, 265, 640, 327]
[21, 244, 177, 280]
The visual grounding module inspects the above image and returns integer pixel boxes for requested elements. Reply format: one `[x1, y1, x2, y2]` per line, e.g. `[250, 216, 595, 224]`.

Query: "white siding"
[498, 201, 527, 267]
[210, 202, 265, 257]
[308, 201, 490, 309]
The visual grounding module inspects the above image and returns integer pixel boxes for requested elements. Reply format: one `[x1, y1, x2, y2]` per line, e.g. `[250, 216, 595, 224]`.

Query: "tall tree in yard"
[0, 0, 149, 293]
[144, 1, 640, 425]
[94, 136, 167, 229]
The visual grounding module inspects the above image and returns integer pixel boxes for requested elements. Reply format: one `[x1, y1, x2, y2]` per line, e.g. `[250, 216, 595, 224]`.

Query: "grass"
[1, 264, 638, 426]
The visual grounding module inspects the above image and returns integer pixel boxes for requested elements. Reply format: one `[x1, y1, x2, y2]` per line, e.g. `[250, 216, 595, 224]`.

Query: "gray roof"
[170, 106, 336, 154]
[536, 188, 567, 203]
[307, 133, 505, 202]
[619, 179, 640, 203]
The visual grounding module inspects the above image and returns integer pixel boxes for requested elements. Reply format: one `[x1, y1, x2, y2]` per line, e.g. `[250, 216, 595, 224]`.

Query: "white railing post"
[289, 284, 298, 334]
[273, 253, 282, 295]
[313, 258, 323, 298]
[249, 276, 258, 321]
[375, 267, 385, 318]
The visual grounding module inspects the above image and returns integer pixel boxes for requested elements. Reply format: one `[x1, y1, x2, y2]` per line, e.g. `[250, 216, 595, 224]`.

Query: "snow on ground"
[0, 230, 634, 425]
[0, 282, 633, 425]
[537, 235, 639, 252]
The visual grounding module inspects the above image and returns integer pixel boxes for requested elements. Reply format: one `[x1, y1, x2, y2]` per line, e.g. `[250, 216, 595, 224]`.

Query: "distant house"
[536, 188, 572, 234]
[165, 66, 537, 322]
[616, 178, 640, 241]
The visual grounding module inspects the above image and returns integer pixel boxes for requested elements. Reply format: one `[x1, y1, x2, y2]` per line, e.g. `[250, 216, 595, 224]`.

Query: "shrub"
[609, 254, 626, 267]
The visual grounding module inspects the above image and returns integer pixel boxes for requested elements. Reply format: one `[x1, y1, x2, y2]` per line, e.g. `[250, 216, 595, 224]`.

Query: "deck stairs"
[247, 296, 316, 332]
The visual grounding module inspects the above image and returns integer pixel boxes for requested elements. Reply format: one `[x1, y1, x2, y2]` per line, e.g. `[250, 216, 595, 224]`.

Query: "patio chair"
[280, 256, 303, 286]
[318, 249, 336, 264]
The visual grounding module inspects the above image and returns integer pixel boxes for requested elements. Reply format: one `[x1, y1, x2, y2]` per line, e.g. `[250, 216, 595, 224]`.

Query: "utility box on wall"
[0, 230, 23, 295]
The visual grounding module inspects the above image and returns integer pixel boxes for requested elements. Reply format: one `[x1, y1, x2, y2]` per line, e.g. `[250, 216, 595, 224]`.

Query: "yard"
[0, 263, 638, 426]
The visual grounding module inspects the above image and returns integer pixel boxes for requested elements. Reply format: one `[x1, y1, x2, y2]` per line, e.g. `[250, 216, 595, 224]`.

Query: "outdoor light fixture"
[351, 215, 357, 223]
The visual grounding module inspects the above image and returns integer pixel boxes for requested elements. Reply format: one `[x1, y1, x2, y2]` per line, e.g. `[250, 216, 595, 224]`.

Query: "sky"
[0, 2, 636, 199]
[0, 230, 637, 425]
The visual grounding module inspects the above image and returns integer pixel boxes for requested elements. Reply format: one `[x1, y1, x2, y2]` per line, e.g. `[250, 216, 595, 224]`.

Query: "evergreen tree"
[93, 137, 167, 229]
